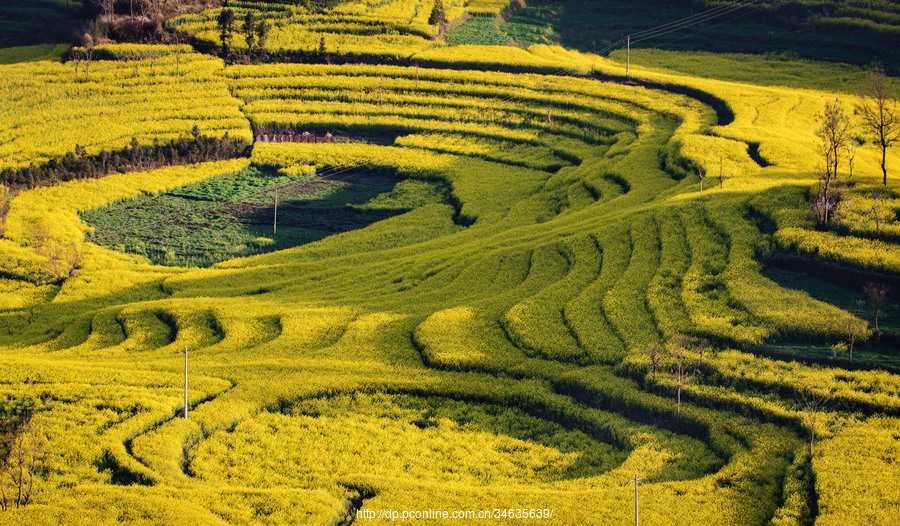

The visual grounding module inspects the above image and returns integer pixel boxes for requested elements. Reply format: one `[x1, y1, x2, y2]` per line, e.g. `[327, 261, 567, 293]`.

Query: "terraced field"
[1, 2, 899, 525]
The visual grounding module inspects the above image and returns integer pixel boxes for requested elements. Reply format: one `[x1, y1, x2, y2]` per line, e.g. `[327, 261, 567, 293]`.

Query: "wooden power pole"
[178, 346, 194, 419]
[630, 471, 642, 526]
[626, 36, 630, 78]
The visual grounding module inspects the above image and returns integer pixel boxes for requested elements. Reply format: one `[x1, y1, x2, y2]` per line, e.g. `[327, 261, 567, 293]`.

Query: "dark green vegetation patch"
[446, 16, 512, 46]
[500, 0, 900, 73]
[0, 0, 85, 49]
[81, 167, 449, 267]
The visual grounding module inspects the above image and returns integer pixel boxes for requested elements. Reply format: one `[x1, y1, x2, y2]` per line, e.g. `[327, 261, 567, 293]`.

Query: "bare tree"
[857, 68, 899, 186]
[44, 243, 84, 282]
[28, 222, 50, 255]
[863, 282, 890, 332]
[846, 319, 858, 362]
[90, 0, 116, 18]
[666, 334, 697, 424]
[847, 137, 858, 178]
[0, 416, 47, 511]
[83, 44, 95, 82]
[72, 49, 82, 82]
[815, 100, 851, 225]
[870, 191, 883, 239]
[139, 0, 164, 19]
[171, 31, 187, 76]
[798, 388, 830, 456]
[697, 338, 708, 367]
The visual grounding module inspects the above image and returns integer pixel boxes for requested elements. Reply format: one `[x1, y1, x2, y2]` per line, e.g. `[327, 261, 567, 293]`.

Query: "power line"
[596, 0, 762, 56]
[645, 6, 762, 48]
[630, 0, 761, 45]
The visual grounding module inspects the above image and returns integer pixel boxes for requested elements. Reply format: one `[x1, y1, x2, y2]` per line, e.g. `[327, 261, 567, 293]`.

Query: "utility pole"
[273, 186, 278, 239]
[630, 471, 642, 526]
[178, 346, 194, 419]
[626, 35, 630, 79]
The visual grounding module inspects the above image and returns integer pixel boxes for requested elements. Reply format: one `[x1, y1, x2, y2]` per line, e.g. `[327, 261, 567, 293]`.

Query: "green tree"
[218, 6, 236, 55]
[857, 68, 899, 186]
[243, 11, 257, 56]
[256, 20, 270, 52]
[798, 388, 830, 455]
[428, 0, 445, 25]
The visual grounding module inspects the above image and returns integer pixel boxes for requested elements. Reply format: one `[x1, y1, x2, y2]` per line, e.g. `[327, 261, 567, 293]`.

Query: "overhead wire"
[595, 0, 762, 56]
[646, 6, 763, 48]
[630, 0, 761, 45]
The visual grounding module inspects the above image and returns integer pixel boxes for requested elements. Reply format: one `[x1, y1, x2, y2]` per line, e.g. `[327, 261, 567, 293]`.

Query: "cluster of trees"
[89, 0, 175, 19]
[217, 1, 270, 59]
[0, 129, 250, 190]
[814, 69, 898, 226]
[84, 0, 172, 43]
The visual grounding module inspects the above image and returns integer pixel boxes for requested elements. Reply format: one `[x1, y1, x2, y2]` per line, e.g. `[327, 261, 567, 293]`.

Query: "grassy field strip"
[647, 210, 693, 338]
[602, 216, 661, 352]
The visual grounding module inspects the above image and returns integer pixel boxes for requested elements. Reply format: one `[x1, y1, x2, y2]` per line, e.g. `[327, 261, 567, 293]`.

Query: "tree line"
[0, 128, 250, 191]
[217, 1, 270, 60]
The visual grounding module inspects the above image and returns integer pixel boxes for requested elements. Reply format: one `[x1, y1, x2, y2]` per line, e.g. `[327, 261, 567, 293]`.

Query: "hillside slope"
[0, 3, 899, 525]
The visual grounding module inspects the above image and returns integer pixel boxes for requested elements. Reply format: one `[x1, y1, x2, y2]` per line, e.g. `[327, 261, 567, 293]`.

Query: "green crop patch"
[80, 167, 449, 267]
[445, 16, 512, 47]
